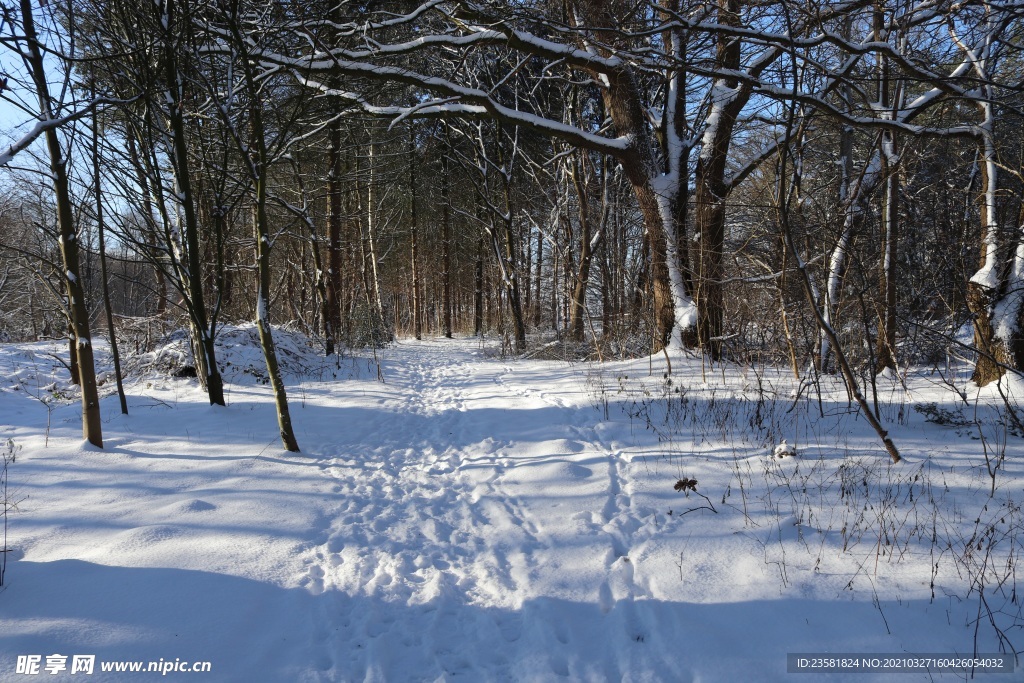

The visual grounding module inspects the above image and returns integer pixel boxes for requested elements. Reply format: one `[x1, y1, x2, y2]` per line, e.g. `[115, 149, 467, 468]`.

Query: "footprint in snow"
[496, 613, 523, 642]
[549, 653, 570, 677]
[303, 564, 325, 595]
[598, 580, 614, 614]
[552, 618, 570, 645]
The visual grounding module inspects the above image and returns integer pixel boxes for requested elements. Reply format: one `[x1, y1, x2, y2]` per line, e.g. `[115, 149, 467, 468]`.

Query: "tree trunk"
[230, 15, 299, 452]
[961, 29, 1024, 386]
[968, 123, 1024, 385]
[575, 0, 691, 351]
[68, 322, 80, 386]
[569, 156, 599, 342]
[499, 215, 527, 352]
[873, 5, 898, 375]
[692, 0, 743, 360]
[534, 228, 544, 328]
[254, 200, 300, 452]
[596, 68, 676, 349]
[820, 17, 862, 372]
[364, 141, 388, 340]
[409, 127, 422, 340]
[442, 148, 453, 338]
[22, 0, 102, 446]
[160, 0, 224, 405]
[325, 118, 343, 355]
[474, 233, 484, 336]
[93, 97, 128, 415]
[874, 135, 899, 374]
[551, 242, 560, 331]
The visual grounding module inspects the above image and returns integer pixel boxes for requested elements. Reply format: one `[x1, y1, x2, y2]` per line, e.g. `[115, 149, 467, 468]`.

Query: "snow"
[256, 291, 268, 323]
[698, 82, 739, 163]
[650, 65, 698, 350]
[971, 261, 999, 290]
[651, 173, 698, 348]
[0, 117, 65, 168]
[506, 29, 622, 69]
[971, 124, 1001, 293]
[277, 58, 633, 155]
[772, 440, 796, 459]
[1, 334, 1022, 681]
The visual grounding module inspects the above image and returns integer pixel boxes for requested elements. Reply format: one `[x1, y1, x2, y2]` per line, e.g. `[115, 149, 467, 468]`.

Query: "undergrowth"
[1, 438, 21, 587]
[590, 361, 1024, 660]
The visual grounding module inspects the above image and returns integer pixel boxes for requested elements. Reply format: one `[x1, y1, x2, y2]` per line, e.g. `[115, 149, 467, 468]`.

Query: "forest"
[0, 0, 1022, 451]
[6, 2, 1024, 678]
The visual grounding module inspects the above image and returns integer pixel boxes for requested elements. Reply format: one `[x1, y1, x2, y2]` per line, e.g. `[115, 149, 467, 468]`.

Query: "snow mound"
[124, 323, 327, 384]
[164, 499, 218, 514]
[772, 439, 796, 458]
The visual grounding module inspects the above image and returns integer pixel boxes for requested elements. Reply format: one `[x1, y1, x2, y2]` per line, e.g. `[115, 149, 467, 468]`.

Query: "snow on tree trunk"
[968, 96, 1024, 385]
[655, 20, 697, 352]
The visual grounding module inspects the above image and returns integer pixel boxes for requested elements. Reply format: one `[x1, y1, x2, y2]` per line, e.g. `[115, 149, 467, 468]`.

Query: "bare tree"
[5, 0, 103, 445]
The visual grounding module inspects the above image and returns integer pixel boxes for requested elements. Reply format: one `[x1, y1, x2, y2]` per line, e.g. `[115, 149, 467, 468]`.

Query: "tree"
[209, 0, 300, 451]
[4, 0, 103, 446]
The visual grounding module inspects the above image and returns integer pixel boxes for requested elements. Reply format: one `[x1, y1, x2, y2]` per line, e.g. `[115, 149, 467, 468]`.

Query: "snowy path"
[1, 335, 1018, 681]
[296, 340, 670, 681]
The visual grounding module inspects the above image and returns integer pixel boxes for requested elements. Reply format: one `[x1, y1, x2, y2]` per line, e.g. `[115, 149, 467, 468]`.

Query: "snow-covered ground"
[1, 330, 1022, 681]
